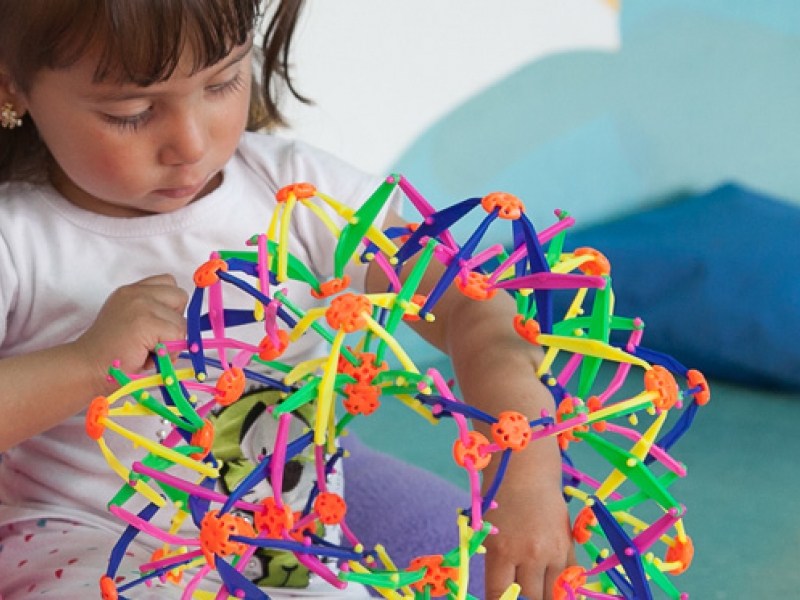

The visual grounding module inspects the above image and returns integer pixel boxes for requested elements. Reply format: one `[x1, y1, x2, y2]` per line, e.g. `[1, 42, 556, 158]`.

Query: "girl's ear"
[0, 69, 28, 117]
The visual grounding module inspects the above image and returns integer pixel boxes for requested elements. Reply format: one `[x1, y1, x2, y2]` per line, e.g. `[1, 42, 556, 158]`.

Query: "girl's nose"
[158, 106, 207, 166]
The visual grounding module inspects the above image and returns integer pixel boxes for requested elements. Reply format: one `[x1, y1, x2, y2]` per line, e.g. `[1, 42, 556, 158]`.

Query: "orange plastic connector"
[491, 411, 531, 451]
[214, 367, 246, 406]
[189, 419, 214, 460]
[151, 548, 183, 584]
[276, 182, 316, 202]
[311, 275, 351, 299]
[644, 365, 679, 411]
[338, 351, 388, 385]
[86, 396, 109, 440]
[289, 511, 317, 542]
[199, 510, 255, 568]
[455, 271, 498, 301]
[481, 192, 525, 220]
[408, 555, 459, 598]
[399, 222, 420, 244]
[453, 431, 492, 471]
[314, 492, 347, 525]
[553, 565, 587, 600]
[586, 395, 607, 432]
[403, 294, 427, 322]
[556, 398, 588, 451]
[342, 383, 381, 416]
[325, 293, 373, 333]
[574, 247, 611, 277]
[255, 497, 295, 538]
[193, 258, 228, 288]
[686, 369, 711, 405]
[99, 574, 118, 600]
[664, 535, 694, 575]
[513, 314, 541, 345]
[258, 330, 290, 361]
[572, 506, 598, 544]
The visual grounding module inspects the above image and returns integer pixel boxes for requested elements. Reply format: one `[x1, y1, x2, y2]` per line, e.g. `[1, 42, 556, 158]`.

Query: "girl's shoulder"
[237, 131, 362, 175]
[0, 178, 47, 201]
[235, 132, 383, 207]
[0, 180, 54, 224]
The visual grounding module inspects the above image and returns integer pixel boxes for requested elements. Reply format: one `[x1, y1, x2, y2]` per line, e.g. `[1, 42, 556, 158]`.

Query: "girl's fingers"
[543, 545, 577, 600]
[134, 273, 179, 286]
[516, 562, 545, 600]
[119, 276, 189, 313]
[484, 553, 517, 600]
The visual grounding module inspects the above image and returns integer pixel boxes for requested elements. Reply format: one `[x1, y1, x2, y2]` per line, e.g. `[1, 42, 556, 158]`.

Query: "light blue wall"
[392, 1, 800, 244]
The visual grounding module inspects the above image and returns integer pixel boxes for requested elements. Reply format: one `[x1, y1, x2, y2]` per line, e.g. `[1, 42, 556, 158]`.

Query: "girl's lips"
[153, 181, 207, 199]
[153, 172, 219, 200]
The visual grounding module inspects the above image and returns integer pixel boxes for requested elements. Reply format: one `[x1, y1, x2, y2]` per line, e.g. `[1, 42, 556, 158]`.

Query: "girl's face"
[17, 40, 254, 217]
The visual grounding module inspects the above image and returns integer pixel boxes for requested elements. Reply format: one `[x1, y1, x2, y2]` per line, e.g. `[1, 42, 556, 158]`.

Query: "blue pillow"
[560, 182, 800, 391]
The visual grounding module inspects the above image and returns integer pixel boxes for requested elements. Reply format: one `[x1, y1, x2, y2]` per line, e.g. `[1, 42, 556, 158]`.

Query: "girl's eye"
[103, 108, 154, 133]
[98, 71, 245, 132]
[207, 71, 246, 97]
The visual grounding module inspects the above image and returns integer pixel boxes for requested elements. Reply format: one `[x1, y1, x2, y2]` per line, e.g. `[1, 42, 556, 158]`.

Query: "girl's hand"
[482, 463, 577, 600]
[73, 274, 189, 392]
[366, 210, 577, 599]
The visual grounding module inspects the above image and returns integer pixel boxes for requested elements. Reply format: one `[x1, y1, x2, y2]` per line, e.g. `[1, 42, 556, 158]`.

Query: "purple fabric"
[341, 434, 484, 597]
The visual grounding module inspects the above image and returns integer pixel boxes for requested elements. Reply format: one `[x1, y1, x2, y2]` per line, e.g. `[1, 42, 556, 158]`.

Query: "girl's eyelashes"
[100, 70, 246, 133]
[207, 71, 247, 97]
[102, 108, 154, 133]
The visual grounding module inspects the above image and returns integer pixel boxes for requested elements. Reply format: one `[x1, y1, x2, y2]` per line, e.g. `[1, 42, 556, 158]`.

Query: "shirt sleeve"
[0, 231, 19, 355]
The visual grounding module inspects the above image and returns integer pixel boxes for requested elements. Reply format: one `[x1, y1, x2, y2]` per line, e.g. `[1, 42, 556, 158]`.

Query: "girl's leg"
[341, 434, 485, 598]
[0, 518, 182, 600]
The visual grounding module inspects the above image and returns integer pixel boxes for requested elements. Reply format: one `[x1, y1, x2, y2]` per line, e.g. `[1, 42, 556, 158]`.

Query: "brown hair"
[0, 0, 307, 182]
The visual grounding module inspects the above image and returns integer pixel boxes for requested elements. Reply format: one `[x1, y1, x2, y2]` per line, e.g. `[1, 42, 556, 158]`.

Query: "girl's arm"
[365, 210, 575, 600]
[0, 274, 187, 452]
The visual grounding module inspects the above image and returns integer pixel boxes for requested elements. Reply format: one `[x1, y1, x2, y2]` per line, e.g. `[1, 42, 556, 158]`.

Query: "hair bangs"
[91, 0, 260, 86]
[7, 0, 260, 89]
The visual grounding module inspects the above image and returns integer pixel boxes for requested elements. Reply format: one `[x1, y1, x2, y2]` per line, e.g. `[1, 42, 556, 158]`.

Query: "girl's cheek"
[97, 140, 146, 174]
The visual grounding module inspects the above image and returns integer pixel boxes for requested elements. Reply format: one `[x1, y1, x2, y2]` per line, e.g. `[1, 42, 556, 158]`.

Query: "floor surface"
[348, 352, 798, 599]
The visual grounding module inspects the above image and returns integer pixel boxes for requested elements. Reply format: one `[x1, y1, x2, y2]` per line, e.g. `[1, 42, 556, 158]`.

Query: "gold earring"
[1, 103, 23, 129]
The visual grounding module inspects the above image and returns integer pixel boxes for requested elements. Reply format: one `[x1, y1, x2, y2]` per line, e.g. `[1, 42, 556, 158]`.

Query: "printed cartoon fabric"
[209, 386, 337, 588]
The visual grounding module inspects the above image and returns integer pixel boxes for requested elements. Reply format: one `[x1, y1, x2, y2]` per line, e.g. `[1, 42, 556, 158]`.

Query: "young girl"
[0, 1, 574, 598]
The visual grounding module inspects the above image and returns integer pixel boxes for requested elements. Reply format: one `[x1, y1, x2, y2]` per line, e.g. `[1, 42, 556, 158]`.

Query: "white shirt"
[0, 132, 399, 596]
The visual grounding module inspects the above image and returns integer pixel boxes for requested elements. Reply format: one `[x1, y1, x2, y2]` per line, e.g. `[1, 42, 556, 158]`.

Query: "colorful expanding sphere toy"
[87, 174, 708, 599]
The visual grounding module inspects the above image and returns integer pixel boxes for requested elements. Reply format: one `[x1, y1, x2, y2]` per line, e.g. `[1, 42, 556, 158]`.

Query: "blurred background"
[285, 0, 800, 227]
[280, 2, 800, 598]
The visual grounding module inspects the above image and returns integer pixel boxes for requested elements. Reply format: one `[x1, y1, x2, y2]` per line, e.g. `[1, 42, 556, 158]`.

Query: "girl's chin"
[54, 174, 221, 217]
